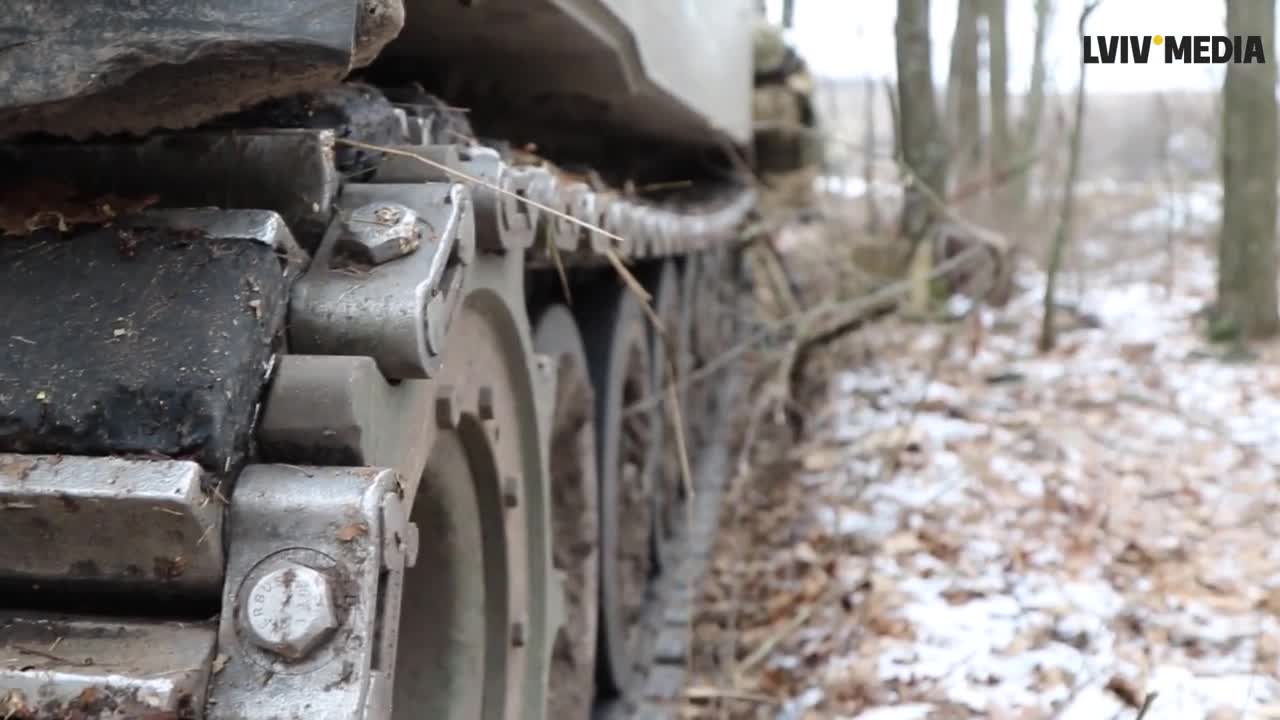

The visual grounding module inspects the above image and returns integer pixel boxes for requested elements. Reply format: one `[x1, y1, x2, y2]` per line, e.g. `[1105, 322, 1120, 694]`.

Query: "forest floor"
[685, 184, 1280, 719]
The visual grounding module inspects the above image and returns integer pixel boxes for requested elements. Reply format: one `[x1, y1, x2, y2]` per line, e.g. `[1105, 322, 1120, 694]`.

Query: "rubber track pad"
[0, 225, 287, 475]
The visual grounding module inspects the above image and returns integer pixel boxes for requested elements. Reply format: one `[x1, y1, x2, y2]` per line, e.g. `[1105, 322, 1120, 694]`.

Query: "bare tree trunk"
[946, 0, 982, 189]
[782, 0, 796, 28]
[885, 79, 902, 166]
[895, 0, 948, 248]
[1013, 0, 1051, 212]
[896, 0, 948, 313]
[985, 0, 1011, 214]
[864, 75, 882, 234]
[1216, 0, 1279, 340]
[1039, 1, 1099, 352]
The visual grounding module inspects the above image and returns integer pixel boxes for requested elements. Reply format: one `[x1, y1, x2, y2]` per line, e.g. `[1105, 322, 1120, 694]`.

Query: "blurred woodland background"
[686, 1, 1280, 718]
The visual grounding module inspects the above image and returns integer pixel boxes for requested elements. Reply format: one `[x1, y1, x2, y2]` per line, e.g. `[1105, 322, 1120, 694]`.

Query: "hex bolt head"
[242, 563, 338, 660]
[338, 202, 422, 265]
[477, 386, 497, 420]
[511, 620, 526, 648]
[502, 476, 520, 509]
[436, 386, 460, 429]
[532, 354, 555, 381]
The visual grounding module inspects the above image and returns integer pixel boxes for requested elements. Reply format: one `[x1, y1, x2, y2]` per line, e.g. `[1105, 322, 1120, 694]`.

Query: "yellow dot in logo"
[1153, 34, 1163, 45]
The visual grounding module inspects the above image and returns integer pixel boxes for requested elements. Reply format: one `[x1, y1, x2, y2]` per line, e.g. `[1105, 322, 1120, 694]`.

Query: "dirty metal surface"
[0, 613, 217, 720]
[0, 130, 341, 248]
[0, 210, 295, 474]
[261, 244, 555, 719]
[0, 454, 223, 601]
[289, 182, 475, 380]
[0, 0, 403, 140]
[207, 465, 408, 720]
[0, 77, 753, 718]
[0, 82, 756, 265]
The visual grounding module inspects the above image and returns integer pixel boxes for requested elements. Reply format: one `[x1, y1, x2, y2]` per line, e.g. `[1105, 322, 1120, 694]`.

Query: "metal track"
[0, 83, 753, 719]
[597, 384, 734, 720]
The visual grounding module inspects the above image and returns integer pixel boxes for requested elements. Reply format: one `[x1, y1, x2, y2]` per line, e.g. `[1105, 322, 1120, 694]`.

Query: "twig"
[733, 595, 821, 678]
[684, 685, 781, 706]
[15, 645, 83, 665]
[1134, 692, 1158, 720]
[1040, 0, 1101, 352]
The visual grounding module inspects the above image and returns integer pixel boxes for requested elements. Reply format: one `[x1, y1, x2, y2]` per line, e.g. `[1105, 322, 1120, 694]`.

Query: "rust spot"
[0, 180, 159, 237]
[335, 523, 369, 542]
[153, 555, 186, 580]
[0, 456, 36, 481]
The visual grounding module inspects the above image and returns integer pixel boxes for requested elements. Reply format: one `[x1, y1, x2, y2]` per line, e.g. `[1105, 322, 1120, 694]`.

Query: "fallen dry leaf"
[336, 523, 369, 542]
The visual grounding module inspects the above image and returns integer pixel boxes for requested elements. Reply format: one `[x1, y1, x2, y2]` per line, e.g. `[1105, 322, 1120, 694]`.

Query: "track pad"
[0, 210, 293, 476]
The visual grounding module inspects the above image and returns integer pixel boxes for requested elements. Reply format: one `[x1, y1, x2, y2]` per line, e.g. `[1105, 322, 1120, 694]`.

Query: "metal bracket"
[372, 144, 533, 253]
[290, 182, 475, 380]
[207, 464, 410, 720]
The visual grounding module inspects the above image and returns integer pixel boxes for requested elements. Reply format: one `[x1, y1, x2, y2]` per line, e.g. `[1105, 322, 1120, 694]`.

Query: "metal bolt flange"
[241, 563, 338, 660]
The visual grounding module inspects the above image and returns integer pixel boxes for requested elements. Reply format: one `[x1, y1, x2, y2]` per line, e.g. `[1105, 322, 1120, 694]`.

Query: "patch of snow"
[848, 704, 935, 720]
[1145, 665, 1280, 719]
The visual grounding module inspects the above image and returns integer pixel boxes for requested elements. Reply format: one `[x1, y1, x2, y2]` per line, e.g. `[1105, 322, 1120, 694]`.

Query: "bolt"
[477, 386, 496, 420]
[511, 620, 526, 648]
[338, 202, 421, 265]
[502, 476, 520, 509]
[241, 563, 338, 661]
[532, 353, 555, 380]
[436, 386, 460, 429]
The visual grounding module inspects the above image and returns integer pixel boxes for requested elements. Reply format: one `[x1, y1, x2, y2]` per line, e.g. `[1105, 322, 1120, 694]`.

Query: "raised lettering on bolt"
[241, 563, 338, 660]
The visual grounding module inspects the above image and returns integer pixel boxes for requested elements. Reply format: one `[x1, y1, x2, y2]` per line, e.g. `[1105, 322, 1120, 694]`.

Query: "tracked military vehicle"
[0, 3, 797, 718]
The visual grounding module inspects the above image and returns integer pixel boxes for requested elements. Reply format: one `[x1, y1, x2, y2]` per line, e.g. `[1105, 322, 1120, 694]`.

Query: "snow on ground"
[689, 191, 1280, 719]
[1123, 183, 1221, 235]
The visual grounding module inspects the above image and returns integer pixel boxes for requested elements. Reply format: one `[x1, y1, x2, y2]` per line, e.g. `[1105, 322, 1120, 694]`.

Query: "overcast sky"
[766, 0, 1235, 94]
